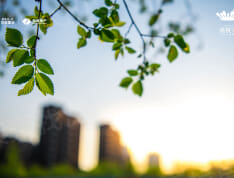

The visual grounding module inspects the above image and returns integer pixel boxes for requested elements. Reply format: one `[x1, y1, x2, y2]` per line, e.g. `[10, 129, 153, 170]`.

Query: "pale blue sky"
[1, 0, 234, 172]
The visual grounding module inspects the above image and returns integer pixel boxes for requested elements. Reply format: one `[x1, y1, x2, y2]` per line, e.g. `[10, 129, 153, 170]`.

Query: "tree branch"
[124, 22, 133, 38]
[122, 0, 146, 61]
[34, 0, 42, 59]
[56, 0, 93, 30]
[142, 34, 167, 39]
[49, 4, 62, 18]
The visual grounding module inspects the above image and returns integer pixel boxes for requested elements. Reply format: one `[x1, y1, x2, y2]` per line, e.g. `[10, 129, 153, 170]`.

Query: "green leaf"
[18, 78, 35, 96]
[110, 9, 119, 23]
[35, 73, 54, 95]
[105, 0, 113, 6]
[123, 38, 130, 44]
[5, 28, 23, 47]
[167, 45, 178, 63]
[42, 13, 53, 27]
[150, 63, 161, 75]
[24, 56, 34, 64]
[34, 6, 39, 16]
[112, 42, 122, 50]
[111, 29, 123, 41]
[77, 25, 86, 37]
[94, 28, 101, 35]
[115, 49, 120, 60]
[27, 35, 37, 48]
[174, 35, 186, 47]
[6, 49, 18, 63]
[77, 37, 87, 49]
[174, 34, 190, 53]
[100, 17, 112, 27]
[120, 77, 133, 88]
[100, 30, 115, 42]
[114, 3, 119, 9]
[149, 14, 160, 26]
[12, 50, 29, 67]
[127, 70, 138, 76]
[164, 38, 171, 47]
[86, 31, 91, 38]
[38, 13, 53, 35]
[39, 24, 47, 34]
[132, 80, 143, 96]
[30, 49, 35, 56]
[125, 46, 136, 54]
[11, 65, 34, 84]
[150, 63, 161, 71]
[167, 33, 174, 38]
[120, 48, 124, 56]
[93, 7, 108, 18]
[183, 43, 190, 53]
[115, 21, 126, 27]
[38, 13, 53, 34]
[37, 59, 54, 75]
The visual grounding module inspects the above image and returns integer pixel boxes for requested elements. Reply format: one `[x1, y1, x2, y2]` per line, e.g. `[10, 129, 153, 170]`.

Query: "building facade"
[99, 124, 129, 165]
[38, 106, 80, 168]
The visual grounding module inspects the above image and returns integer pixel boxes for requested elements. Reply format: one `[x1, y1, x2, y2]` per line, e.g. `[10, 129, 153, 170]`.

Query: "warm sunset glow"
[111, 93, 234, 172]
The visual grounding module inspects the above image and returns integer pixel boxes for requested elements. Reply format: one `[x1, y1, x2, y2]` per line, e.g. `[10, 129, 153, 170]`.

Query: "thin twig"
[34, 0, 42, 58]
[50, 4, 62, 18]
[142, 34, 167, 39]
[124, 22, 133, 38]
[56, 0, 93, 30]
[122, 0, 146, 61]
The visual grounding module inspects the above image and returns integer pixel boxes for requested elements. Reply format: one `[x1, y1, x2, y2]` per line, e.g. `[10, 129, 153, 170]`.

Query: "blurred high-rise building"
[146, 153, 162, 176]
[37, 105, 80, 168]
[148, 153, 160, 167]
[99, 124, 129, 165]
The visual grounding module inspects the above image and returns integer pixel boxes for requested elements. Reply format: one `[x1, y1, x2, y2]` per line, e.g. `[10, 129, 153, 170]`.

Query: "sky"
[0, 0, 234, 173]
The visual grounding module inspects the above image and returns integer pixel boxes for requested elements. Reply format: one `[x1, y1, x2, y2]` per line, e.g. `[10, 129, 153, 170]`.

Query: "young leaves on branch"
[120, 62, 161, 97]
[76, 0, 136, 61]
[77, 25, 91, 49]
[164, 33, 190, 63]
[4, 0, 192, 97]
[25, 6, 53, 34]
[5, 27, 54, 96]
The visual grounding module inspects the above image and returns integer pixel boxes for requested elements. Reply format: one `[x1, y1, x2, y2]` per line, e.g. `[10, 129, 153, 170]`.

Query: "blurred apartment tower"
[99, 124, 129, 165]
[37, 105, 80, 168]
[148, 153, 160, 167]
[146, 153, 162, 176]
[0, 132, 2, 145]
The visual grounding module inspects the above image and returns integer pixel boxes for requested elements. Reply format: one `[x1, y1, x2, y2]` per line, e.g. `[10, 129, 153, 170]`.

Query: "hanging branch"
[34, 0, 42, 59]
[56, 0, 93, 30]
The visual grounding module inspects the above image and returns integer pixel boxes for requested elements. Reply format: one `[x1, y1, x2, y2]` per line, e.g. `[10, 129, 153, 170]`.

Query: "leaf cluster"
[5, 27, 54, 96]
